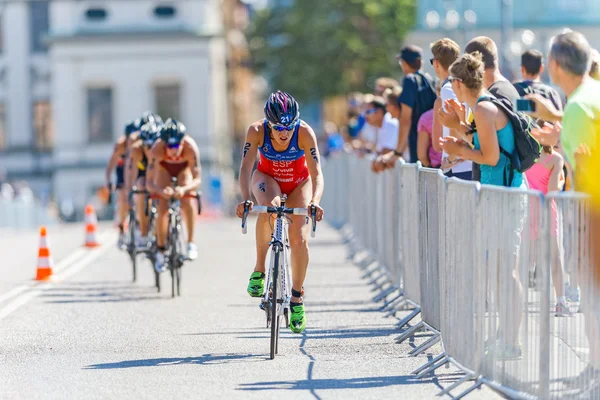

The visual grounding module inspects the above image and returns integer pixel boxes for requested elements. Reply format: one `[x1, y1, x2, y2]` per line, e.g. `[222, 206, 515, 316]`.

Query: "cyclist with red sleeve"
[235, 91, 325, 334]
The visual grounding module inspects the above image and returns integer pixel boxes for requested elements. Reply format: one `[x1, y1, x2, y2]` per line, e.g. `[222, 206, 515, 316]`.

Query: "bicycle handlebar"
[241, 202, 317, 238]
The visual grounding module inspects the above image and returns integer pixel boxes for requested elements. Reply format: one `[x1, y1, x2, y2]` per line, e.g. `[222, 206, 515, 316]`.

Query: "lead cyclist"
[235, 90, 325, 334]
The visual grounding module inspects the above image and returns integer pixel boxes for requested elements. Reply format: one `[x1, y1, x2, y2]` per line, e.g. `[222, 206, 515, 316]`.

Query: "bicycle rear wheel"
[270, 249, 280, 360]
[128, 210, 137, 283]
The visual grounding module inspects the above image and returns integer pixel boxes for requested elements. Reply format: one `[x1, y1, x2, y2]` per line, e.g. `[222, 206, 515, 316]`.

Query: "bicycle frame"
[264, 212, 292, 323]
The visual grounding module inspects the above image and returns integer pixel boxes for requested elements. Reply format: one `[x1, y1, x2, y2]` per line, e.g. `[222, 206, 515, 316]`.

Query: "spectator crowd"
[336, 30, 600, 389]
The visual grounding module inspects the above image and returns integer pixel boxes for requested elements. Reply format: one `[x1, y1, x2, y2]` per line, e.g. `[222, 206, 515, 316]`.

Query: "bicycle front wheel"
[128, 210, 137, 282]
[270, 249, 280, 360]
[169, 225, 179, 298]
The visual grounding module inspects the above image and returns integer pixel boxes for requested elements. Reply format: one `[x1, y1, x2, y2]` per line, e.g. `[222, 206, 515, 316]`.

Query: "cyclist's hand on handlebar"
[173, 186, 186, 200]
[309, 203, 324, 222]
[236, 200, 253, 218]
[162, 186, 175, 199]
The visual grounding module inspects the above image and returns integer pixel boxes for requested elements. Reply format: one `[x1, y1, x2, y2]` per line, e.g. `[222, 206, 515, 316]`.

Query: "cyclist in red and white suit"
[236, 91, 325, 334]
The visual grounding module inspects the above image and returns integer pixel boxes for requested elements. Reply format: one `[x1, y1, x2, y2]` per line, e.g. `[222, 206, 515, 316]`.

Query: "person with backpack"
[439, 52, 535, 189]
[439, 51, 527, 360]
[378, 45, 437, 167]
[514, 49, 564, 113]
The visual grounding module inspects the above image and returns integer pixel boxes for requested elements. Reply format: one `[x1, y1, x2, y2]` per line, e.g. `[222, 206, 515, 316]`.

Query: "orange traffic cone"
[84, 205, 101, 248]
[35, 226, 54, 281]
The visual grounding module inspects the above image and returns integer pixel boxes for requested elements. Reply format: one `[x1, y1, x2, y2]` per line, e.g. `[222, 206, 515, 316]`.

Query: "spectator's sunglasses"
[448, 76, 463, 83]
[365, 108, 379, 116]
[430, 58, 435, 65]
[270, 122, 295, 132]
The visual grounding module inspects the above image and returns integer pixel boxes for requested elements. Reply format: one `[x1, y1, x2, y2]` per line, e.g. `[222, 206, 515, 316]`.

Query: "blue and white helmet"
[264, 91, 299, 126]
[139, 122, 161, 147]
[160, 118, 186, 146]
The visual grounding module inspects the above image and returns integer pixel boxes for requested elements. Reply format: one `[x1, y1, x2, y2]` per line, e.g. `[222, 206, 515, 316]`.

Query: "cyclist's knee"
[288, 230, 308, 250]
[156, 200, 169, 215]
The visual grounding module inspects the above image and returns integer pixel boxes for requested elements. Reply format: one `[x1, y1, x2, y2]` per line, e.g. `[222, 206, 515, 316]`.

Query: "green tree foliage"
[248, 0, 416, 101]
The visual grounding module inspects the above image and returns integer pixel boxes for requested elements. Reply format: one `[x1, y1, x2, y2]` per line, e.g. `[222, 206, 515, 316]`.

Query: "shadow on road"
[41, 281, 163, 304]
[237, 374, 462, 392]
[84, 353, 268, 369]
[239, 326, 398, 341]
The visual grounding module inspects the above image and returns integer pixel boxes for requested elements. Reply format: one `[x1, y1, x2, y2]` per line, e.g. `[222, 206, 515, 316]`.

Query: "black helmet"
[160, 118, 186, 146]
[140, 111, 163, 126]
[139, 122, 161, 147]
[124, 120, 138, 136]
[264, 91, 299, 126]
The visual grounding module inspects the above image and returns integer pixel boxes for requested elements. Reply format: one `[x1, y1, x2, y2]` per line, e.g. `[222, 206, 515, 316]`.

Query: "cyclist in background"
[147, 119, 202, 272]
[235, 91, 325, 334]
[105, 120, 138, 248]
[126, 121, 162, 249]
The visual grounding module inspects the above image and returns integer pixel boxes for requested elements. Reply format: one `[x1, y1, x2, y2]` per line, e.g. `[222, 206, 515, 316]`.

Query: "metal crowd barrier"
[321, 152, 600, 399]
[0, 197, 56, 230]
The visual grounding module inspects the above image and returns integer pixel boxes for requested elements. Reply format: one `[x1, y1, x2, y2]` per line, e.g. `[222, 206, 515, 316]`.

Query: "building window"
[87, 87, 113, 143]
[155, 84, 181, 121]
[85, 8, 108, 21]
[30, 1, 49, 53]
[0, 104, 6, 150]
[33, 102, 53, 150]
[154, 5, 177, 18]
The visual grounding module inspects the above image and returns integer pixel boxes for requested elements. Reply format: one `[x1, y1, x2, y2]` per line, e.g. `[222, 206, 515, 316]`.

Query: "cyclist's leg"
[177, 169, 196, 243]
[154, 168, 172, 250]
[117, 188, 128, 230]
[251, 170, 282, 274]
[285, 177, 312, 301]
[134, 176, 149, 237]
[285, 177, 311, 333]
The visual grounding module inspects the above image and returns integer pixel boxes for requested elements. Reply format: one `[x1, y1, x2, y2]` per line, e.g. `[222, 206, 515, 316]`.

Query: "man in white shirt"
[363, 97, 398, 172]
[430, 38, 473, 180]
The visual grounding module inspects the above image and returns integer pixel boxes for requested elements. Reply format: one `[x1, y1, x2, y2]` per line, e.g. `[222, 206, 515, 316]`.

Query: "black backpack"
[474, 96, 542, 185]
[514, 81, 563, 110]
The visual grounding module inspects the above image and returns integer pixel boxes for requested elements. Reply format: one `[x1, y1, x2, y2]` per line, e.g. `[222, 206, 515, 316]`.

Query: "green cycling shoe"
[289, 303, 306, 334]
[247, 271, 265, 297]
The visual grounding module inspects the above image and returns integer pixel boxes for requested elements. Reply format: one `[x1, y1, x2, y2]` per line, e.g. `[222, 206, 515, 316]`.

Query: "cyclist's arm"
[181, 139, 202, 192]
[125, 143, 142, 193]
[105, 139, 125, 184]
[146, 144, 161, 194]
[239, 124, 261, 201]
[299, 124, 324, 205]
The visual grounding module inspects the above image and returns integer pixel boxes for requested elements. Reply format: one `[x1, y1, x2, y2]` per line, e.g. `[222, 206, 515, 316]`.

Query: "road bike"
[241, 196, 317, 359]
[151, 177, 201, 298]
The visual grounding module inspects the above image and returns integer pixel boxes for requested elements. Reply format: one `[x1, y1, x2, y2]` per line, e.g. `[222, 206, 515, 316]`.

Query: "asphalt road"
[0, 219, 499, 399]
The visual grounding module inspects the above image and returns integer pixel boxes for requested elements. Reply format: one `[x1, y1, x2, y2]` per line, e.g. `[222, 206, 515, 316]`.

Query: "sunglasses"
[430, 58, 435, 65]
[365, 108, 379, 116]
[167, 143, 181, 149]
[448, 76, 463, 83]
[270, 123, 295, 132]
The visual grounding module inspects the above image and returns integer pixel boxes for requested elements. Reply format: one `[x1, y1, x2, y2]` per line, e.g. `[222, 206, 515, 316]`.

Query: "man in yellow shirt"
[528, 31, 600, 383]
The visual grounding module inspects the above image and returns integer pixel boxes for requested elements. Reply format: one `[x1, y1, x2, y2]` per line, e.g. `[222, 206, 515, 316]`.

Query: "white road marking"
[0, 230, 115, 322]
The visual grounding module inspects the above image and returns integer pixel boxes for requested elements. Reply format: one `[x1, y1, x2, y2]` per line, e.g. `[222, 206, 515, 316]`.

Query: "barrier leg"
[395, 302, 421, 330]
[382, 292, 403, 310]
[452, 377, 484, 399]
[396, 320, 424, 343]
[370, 277, 392, 292]
[367, 271, 387, 285]
[412, 353, 447, 375]
[415, 357, 450, 379]
[436, 373, 473, 397]
[409, 333, 441, 356]
[372, 285, 399, 303]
